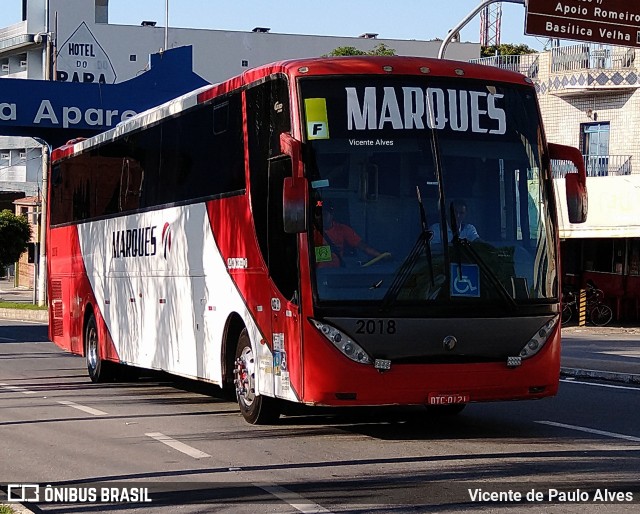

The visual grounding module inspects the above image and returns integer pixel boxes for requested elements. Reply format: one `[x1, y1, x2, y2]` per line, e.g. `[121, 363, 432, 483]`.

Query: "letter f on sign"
[305, 98, 330, 140]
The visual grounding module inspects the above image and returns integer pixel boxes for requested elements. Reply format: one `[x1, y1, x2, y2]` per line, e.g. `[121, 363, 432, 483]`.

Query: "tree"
[481, 43, 537, 58]
[0, 209, 32, 271]
[326, 43, 396, 57]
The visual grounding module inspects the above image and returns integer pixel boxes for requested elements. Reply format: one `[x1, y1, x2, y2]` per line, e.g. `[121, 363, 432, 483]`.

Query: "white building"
[0, 0, 478, 198]
[473, 44, 640, 321]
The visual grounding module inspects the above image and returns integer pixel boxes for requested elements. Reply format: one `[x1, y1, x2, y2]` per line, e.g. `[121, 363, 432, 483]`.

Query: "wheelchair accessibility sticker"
[450, 264, 480, 297]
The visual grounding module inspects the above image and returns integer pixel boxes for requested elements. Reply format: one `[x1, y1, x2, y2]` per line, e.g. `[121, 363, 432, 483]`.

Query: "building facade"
[474, 44, 640, 321]
[0, 0, 478, 197]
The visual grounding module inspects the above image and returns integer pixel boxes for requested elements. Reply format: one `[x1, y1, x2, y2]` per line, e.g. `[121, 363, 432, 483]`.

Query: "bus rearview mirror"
[548, 143, 588, 224]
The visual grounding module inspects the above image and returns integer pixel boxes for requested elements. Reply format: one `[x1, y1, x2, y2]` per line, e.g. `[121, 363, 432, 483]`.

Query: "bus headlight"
[310, 319, 372, 364]
[519, 316, 559, 359]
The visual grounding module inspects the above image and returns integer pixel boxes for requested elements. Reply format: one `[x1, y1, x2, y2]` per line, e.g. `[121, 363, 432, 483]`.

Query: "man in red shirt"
[314, 201, 386, 267]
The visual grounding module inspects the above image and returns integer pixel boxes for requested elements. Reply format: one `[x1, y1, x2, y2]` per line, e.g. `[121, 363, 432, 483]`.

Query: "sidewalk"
[0, 278, 48, 322]
[561, 324, 640, 385]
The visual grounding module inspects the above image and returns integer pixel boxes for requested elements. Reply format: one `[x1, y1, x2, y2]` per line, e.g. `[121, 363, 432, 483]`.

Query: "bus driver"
[313, 201, 387, 267]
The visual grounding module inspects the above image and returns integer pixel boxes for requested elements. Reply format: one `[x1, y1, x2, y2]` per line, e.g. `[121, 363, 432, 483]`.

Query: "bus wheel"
[85, 314, 112, 383]
[234, 329, 280, 424]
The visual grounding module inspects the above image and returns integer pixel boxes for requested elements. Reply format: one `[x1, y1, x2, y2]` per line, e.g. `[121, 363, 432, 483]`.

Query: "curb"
[561, 367, 640, 385]
[0, 308, 48, 323]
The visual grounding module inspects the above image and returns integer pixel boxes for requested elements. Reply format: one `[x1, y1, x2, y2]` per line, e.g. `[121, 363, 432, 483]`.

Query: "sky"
[0, 0, 549, 50]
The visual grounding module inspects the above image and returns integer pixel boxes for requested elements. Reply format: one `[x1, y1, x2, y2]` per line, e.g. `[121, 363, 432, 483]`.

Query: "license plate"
[427, 393, 470, 405]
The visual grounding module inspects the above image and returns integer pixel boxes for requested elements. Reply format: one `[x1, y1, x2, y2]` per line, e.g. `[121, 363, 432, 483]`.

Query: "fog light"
[374, 359, 392, 371]
[507, 356, 522, 368]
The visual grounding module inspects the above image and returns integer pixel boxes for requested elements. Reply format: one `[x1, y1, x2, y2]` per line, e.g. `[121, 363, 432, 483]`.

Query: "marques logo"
[161, 222, 173, 259]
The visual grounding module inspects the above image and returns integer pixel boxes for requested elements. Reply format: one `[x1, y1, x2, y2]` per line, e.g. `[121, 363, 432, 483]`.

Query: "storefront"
[562, 238, 640, 321]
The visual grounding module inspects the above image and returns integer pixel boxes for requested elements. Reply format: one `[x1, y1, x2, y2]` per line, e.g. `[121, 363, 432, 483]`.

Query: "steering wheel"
[361, 252, 392, 268]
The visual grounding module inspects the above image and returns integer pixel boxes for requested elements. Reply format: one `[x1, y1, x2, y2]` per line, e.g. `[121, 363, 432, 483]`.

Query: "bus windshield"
[301, 76, 557, 308]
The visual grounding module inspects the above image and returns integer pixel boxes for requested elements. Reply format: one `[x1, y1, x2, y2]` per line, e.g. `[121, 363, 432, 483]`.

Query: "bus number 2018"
[355, 319, 396, 335]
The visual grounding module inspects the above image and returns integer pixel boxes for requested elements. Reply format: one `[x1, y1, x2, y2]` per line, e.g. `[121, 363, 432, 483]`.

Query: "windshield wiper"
[380, 186, 434, 311]
[449, 202, 516, 310]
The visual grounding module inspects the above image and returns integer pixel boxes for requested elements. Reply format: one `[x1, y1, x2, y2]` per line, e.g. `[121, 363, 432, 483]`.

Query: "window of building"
[629, 239, 640, 276]
[95, 0, 108, 23]
[581, 122, 610, 176]
[583, 238, 625, 274]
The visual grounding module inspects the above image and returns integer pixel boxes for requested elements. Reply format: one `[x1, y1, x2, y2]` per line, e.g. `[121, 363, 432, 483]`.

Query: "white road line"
[57, 400, 108, 416]
[0, 382, 36, 394]
[561, 378, 640, 391]
[145, 432, 210, 459]
[537, 421, 640, 443]
[599, 350, 640, 359]
[257, 483, 332, 514]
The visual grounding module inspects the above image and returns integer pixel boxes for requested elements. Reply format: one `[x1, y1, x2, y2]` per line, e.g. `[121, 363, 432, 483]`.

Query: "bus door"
[267, 156, 301, 401]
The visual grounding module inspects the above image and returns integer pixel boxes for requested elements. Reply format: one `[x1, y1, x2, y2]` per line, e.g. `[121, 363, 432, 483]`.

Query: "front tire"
[234, 329, 280, 424]
[85, 313, 113, 383]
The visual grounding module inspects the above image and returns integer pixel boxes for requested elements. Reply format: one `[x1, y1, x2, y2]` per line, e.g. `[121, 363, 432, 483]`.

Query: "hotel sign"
[525, 0, 640, 47]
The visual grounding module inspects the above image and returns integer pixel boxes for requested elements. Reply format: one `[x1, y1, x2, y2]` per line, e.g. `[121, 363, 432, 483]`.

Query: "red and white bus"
[47, 56, 587, 424]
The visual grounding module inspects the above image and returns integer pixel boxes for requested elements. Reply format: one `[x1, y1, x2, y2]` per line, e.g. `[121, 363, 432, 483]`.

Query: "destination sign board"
[525, 0, 640, 48]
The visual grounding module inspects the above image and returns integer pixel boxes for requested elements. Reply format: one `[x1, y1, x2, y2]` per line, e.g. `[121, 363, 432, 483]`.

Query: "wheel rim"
[235, 345, 256, 407]
[87, 324, 98, 370]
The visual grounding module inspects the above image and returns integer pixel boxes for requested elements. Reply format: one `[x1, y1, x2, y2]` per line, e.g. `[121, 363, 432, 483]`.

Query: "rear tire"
[85, 313, 114, 383]
[234, 329, 280, 424]
[561, 304, 572, 325]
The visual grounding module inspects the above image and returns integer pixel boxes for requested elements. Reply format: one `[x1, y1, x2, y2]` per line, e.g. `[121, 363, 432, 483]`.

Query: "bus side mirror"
[283, 176, 308, 233]
[280, 132, 302, 163]
[549, 143, 588, 224]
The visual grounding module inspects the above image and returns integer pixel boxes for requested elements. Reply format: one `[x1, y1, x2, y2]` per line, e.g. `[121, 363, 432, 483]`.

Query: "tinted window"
[50, 92, 245, 225]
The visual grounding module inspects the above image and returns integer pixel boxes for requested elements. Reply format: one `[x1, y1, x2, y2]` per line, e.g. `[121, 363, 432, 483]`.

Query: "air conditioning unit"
[20, 60, 27, 68]
[1, 64, 9, 72]
[0, 152, 9, 160]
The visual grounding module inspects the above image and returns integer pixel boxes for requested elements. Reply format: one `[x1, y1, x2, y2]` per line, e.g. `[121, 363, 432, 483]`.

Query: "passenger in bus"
[430, 200, 480, 243]
[313, 201, 387, 267]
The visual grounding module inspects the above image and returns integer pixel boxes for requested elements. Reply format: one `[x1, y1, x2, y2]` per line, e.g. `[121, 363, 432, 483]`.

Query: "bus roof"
[51, 56, 534, 163]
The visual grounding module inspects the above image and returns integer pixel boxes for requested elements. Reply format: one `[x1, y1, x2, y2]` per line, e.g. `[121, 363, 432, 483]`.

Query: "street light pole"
[438, 0, 526, 59]
[33, 140, 50, 307]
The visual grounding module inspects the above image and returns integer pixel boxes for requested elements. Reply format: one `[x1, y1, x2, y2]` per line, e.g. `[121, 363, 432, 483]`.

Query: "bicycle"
[561, 286, 613, 327]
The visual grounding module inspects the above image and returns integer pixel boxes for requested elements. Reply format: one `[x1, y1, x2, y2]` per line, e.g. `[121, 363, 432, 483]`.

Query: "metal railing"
[552, 155, 633, 178]
[0, 21, 27, 42]
[551, 44, 636, 73]
[469, 53, 539, 78]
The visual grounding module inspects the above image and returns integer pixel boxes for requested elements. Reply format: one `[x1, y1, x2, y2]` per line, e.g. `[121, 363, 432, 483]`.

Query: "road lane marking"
[145, 432, 210, 459]
[537, 421, 640, 443]
[561, 378, 640, 391]
[599, 350, 640, 359]
[57, 400, 108, 416]
[257, 483, 332, 514]
[0, 382, 36, 394]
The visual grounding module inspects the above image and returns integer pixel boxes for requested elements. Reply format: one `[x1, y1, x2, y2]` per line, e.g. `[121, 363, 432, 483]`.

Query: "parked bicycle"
[561, 284, 613, 326]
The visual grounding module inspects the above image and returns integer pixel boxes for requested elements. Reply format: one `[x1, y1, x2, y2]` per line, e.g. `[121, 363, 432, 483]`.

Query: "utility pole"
[438, 0, 525, 59]
[164, 0, 169, 50]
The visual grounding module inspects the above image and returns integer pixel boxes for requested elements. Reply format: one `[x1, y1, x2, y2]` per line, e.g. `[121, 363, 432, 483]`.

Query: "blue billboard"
[0, 46, 209, 148]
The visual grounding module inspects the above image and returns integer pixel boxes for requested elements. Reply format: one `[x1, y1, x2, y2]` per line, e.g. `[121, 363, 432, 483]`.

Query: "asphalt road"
[1, 320, 639, 513]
